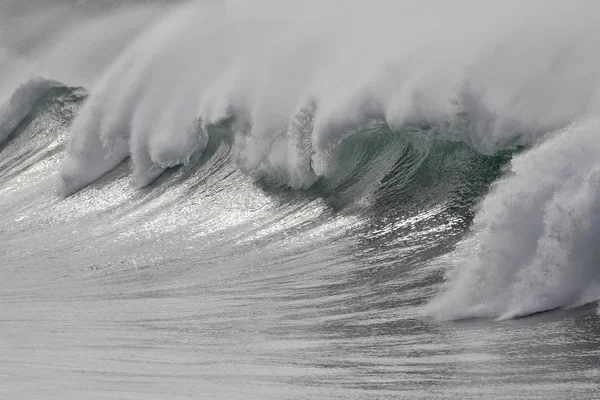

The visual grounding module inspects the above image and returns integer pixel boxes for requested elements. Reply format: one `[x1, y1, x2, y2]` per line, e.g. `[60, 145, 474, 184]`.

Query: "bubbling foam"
[427, 119, 600, 319]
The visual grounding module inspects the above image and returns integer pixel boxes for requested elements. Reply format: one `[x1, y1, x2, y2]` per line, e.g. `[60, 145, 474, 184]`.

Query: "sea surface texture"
[1, 1, 600, 399]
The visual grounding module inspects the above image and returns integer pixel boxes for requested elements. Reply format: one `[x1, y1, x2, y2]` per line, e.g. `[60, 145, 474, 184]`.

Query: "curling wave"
[1, 0, 600, 320]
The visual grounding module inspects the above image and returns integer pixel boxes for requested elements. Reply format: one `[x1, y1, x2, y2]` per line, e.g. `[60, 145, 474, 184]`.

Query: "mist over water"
[2, 1, 600, 398]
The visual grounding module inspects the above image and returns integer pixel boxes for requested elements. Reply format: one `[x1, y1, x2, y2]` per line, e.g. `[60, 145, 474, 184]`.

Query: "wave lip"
[0, 77, 62, 147]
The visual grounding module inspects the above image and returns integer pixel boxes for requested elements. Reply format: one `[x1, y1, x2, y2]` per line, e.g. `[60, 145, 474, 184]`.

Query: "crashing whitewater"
[2, 0, 600, 320]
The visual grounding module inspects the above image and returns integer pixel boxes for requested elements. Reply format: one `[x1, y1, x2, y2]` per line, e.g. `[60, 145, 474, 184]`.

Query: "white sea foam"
[427, 119, 600, 319]
[48, 0, 600, 192]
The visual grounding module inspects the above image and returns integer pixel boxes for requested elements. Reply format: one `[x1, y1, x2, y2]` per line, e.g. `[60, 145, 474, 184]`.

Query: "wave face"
[47, 0, 600, 318]
[0, 78, 62, 147]
[0, 0, 598, 316]
[2, 1, 600, 398]
[0, 0, 599, 315]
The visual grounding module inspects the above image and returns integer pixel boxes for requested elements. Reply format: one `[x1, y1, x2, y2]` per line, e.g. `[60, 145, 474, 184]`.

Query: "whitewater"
[1, 0, 600, 398]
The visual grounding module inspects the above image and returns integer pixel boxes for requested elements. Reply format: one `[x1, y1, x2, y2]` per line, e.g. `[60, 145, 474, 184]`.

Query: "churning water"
[1, 1, 600, 398]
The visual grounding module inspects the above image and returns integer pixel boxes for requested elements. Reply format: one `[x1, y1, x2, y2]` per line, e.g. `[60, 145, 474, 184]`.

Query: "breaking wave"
[1, 0, 600, 319]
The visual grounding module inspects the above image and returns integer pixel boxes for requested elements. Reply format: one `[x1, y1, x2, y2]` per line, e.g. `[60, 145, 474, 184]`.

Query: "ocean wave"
[54, 0, 600, 195]
[1, 0, 600, 320]
[0, 77, 62, 147]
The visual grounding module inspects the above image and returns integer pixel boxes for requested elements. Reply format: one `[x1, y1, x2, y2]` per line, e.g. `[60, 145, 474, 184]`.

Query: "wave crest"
[3, 0, 599, 320]
[57, 0, 600, 194]
[0, 77, 61, 147]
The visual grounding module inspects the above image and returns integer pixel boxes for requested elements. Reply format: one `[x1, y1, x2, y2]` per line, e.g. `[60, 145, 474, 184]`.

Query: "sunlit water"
[1, 111, 599, 400]
[3, 1, 600, 399]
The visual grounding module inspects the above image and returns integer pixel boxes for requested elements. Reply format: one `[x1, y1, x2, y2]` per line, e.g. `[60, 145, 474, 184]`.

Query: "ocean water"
[1, 1, 600, 399]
